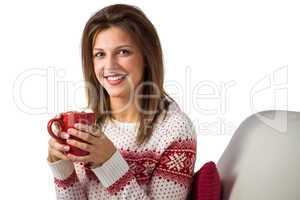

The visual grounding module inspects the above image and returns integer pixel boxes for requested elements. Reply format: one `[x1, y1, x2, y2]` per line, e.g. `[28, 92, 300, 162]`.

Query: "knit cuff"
[92, 150, 129, 188]
[48, 159, 75, 180]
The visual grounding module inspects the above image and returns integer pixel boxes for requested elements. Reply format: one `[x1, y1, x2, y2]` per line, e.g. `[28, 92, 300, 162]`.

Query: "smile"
[104, 74, 127, 86]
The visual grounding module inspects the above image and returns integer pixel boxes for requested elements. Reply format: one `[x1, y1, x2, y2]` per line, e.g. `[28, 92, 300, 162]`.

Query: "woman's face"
[93, 26, 144, 99]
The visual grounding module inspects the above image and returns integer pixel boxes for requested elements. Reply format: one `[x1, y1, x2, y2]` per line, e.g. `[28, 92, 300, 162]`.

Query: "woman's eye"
[119, 49, 130, 55]
[94, 52, 104, 58]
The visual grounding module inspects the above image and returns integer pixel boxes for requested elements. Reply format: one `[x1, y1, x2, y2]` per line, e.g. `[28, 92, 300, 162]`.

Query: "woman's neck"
[109, 96, 140, 123]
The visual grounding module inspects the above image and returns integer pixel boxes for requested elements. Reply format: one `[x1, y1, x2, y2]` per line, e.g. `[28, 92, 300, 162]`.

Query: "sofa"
[217, 110, 300, 200]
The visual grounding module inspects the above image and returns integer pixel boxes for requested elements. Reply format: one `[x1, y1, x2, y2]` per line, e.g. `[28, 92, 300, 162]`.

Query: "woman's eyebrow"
[93, 45, 134, 51]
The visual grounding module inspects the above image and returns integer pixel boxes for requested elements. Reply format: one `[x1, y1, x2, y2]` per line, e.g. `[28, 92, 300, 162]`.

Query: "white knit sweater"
[48, 101, 197, 199]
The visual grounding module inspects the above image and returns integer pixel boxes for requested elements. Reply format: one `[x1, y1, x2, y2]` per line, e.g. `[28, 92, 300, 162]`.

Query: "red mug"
[47, 111, 96, 156]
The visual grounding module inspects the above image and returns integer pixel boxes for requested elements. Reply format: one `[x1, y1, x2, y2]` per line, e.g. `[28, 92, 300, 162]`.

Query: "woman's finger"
[49, 138, 70, 152]
[66, 138, 92, 152]
[51, 115, 69, 139]
[49, 146, 69, 160]
[67, 153, 90, 162]
[57, 131, 70, 139]
[67, 128, 96, 144]
[74, 123, 102, 137]
[51, 113, 63, 136]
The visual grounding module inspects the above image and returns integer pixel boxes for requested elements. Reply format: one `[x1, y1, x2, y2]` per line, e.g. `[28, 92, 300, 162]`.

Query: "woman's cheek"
[133, 72, 144, 90]
[93, 64, 103, 79]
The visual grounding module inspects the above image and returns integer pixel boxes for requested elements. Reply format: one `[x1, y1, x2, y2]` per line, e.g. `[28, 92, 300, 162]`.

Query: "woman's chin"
[106, 89, 127, 98]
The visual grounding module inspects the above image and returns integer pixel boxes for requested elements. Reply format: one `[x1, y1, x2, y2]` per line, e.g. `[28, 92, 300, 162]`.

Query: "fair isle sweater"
[48, 102, 197, 199]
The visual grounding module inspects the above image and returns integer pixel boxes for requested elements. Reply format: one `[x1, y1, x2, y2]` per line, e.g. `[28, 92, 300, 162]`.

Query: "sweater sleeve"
[92, 129, 197, 199]
[48, 159, 87, 199]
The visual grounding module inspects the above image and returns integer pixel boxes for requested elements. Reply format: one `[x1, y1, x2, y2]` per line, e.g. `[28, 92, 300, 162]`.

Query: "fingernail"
[74, 123, 79, 128]
[62, 133, 70, 139]
[64, 146, 70, 151]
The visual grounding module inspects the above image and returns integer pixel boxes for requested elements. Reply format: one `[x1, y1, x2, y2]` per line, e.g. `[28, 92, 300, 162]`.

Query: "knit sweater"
[48, 101, 197, 199]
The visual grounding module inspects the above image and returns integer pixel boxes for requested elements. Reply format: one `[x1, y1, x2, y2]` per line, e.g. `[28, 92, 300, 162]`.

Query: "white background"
[1, 0, 300, 199]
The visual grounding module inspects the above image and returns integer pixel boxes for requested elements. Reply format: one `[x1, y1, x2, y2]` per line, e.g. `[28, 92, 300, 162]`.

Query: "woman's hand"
[47, 114, 71, 163]
[65, 123, 116, 168]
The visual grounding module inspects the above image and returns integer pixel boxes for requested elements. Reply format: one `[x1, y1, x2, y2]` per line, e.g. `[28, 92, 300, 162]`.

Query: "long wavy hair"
[81, 4, 174, 144]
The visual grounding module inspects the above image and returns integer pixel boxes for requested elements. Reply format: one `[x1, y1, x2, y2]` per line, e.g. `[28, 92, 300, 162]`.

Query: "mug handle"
[47, 118, 65, 144]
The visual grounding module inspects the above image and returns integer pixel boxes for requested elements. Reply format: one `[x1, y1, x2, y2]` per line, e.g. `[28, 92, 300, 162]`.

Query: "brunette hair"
[81, 4, 173, 144]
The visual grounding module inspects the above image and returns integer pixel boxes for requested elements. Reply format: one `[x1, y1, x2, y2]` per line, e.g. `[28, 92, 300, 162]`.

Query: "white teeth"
[107, 75, 126, 81]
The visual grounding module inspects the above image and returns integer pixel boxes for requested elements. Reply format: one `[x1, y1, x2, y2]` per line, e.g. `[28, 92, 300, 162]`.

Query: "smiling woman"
[92, 26, 144, 101]
[47, 3, 197, 200]
[80, 4, 173, 144]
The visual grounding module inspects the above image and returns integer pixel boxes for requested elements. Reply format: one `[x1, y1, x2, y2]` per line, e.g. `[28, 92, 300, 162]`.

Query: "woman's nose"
[104, 54, 118, 69]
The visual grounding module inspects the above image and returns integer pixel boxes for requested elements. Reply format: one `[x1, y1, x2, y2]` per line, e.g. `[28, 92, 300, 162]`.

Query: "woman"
[48, 4, 197, 199]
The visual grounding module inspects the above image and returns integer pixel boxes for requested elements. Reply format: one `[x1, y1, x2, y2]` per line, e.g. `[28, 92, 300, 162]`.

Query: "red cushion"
[190, 161, 221, 200]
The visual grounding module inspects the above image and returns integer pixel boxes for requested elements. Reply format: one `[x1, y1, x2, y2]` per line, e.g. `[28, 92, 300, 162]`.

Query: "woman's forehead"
[93, 27, 136, 50]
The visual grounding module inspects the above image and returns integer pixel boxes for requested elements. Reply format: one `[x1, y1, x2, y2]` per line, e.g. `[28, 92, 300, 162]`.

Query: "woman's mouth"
[104, 74, 128, 86]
